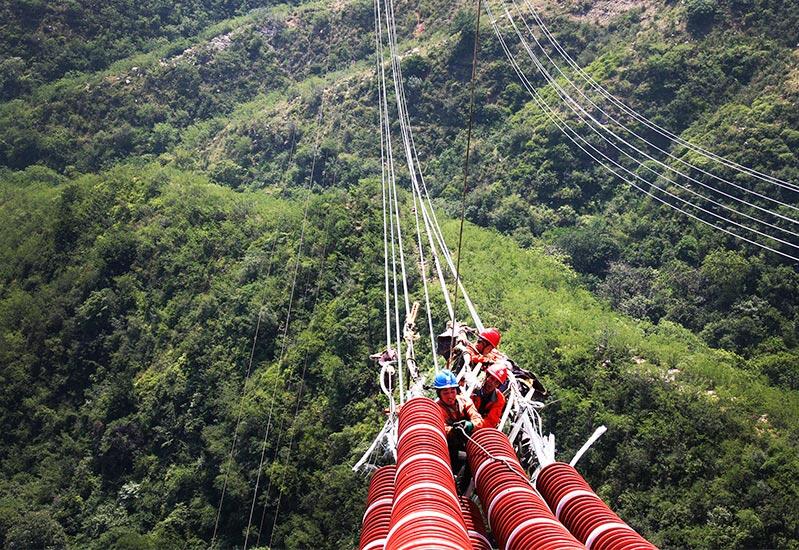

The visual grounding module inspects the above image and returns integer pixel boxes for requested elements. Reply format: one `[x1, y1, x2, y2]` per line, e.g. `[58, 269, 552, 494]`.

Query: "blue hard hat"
[433, 370, 459, 389]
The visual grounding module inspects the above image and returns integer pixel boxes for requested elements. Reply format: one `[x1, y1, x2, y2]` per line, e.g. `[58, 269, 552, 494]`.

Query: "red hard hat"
[478, 327, 501, 348]
[486, 363, 508, 384]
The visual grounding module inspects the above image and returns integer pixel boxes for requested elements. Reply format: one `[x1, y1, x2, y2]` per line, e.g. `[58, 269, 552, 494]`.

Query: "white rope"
[374, 0, 401, 418]
[412, 191, 440, 371]
[383, 0, 485, 331]
[417, 189, 485, 331]
[382, 0, 470, 382]
[498, 385, 516, 431]
[211, 235, 280, 546]
[267, 241, 330, 548]
[382, 0, 413, 322]
[387, 0, 484, 336]
[390, 168, 412, 319]
[377, 0, 393, 353]
[244, 97, 327, 550]
[386, 113, 405, 402]
[393, 38, 483, 328]
[414, 182, 455, 320]
[377, 0, 406, 403]
[243, 186, 311, 550]
[399, 108, 457, 323]
[211, 123, 302, 546]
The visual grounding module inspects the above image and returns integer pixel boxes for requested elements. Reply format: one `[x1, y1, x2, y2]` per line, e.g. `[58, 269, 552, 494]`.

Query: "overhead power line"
[484, 0, 799, 262]
[518, 0, 799, 195]
[485, 0, 799, 262]
[506, 0, 799, 230]
[499, 1, 799, 251]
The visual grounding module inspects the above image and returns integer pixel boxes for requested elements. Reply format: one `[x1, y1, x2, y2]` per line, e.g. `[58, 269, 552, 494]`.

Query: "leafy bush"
[751, 352, 799, 390]
[5, 511, 67, 550]
[685, 0, 718, 31]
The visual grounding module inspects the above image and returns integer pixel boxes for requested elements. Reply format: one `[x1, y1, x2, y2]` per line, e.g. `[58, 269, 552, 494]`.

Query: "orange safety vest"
[472, 388, 506, 430]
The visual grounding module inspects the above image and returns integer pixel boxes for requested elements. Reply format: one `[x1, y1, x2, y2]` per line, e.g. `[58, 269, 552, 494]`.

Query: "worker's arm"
[462, 398, 484, 430]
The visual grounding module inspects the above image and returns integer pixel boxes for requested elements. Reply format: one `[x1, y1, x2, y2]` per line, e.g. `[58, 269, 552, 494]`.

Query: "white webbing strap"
[504, 517, 563, 549]
[555, 489, 597, 519]
[570, 425, 607, 467]
[353, 418, 393, 473]
[585, 521, 635, 549]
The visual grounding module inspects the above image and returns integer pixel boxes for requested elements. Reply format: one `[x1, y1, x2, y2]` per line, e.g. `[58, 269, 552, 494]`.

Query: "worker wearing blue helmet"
[434, 369, 483, 484]
[433, 370, 483, 436]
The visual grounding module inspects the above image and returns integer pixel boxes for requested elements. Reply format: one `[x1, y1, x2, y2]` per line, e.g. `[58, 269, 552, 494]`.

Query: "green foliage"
[0, 0, 274, 96]
[210, 159, 248, 188]
[0, 163, 395, 547]
[750, 352, 799, 390]
[551, 220, 621, 277]
[700, 250, 752, 308]
[2, 156, 799, 547]
[1, 0, 798, 547]
[5, 511, 67, 550]
[684, 0, 718, 32]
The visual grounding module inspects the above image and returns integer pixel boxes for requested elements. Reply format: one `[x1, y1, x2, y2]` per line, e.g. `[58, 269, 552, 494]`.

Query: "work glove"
[452, 420, 474, 435]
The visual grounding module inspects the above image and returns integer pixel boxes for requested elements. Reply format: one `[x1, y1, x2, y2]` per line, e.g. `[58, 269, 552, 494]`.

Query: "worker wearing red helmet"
[459, 327, 502, 369]
[471, 362, 508, 429]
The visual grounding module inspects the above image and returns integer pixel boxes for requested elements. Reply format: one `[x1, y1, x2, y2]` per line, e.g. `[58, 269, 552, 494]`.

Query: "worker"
[433, 369, 483, 478]
[456, 327, 502, 370]
[471, 362, 508, 429]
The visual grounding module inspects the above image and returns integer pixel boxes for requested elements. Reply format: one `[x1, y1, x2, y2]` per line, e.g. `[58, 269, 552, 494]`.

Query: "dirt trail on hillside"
[526, 0, 658, 25]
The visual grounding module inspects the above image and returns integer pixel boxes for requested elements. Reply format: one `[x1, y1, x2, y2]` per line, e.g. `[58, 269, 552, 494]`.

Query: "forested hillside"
[1, 0, 798, 548]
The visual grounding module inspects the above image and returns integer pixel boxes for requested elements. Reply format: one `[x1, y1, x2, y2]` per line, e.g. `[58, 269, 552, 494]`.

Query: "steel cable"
[485, 1, 799, 261]
[243, 97, 327, 549]
[509, 0, 799, 221]
[500, 1, 799, 251]
[519, 0, 799, 194]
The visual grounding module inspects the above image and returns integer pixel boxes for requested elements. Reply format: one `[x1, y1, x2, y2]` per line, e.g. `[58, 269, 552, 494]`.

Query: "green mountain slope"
[5, 0, 791, 360]
[1, 161, 798, 548]
[1, 0, 799, 548]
